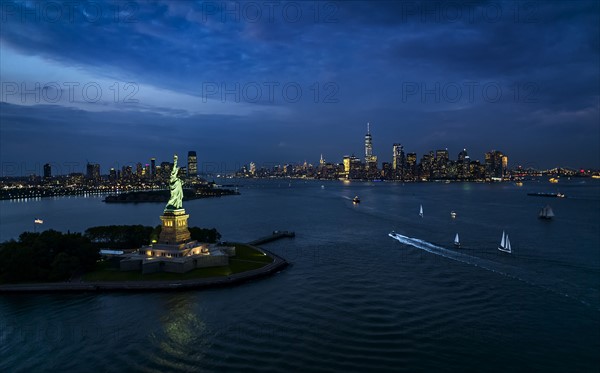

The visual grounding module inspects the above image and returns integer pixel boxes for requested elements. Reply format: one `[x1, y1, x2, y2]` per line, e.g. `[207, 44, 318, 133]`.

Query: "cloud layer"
[1, 0, 598, 173]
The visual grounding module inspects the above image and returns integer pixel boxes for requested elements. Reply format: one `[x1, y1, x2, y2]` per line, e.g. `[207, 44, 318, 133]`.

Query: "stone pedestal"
[119, 206, 233, 274]
[158, 208, 191, 245]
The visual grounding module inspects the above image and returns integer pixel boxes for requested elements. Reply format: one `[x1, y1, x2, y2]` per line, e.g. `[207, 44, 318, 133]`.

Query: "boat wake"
[389, 232, 598, 311]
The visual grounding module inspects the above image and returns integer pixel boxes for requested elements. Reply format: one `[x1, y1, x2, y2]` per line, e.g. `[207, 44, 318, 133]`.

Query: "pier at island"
[248, 231, 296, 246]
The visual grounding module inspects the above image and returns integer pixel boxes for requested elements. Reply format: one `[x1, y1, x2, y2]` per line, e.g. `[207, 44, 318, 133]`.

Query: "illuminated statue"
[166, 154, 184, 210]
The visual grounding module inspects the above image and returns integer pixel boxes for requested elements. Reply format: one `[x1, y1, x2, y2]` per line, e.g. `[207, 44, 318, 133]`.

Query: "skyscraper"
[420, 151, 435, 180]
[365, 123, 373, 160]
[86, 162, 100, 181]
[187, 151, 197, 178]
[343, 155, 361, 179]
[150, 158, 156, 179]
[343, 156, 351, 179]
[364, 123, 378, 167]
[160, 162, 172, 181]
[43, 163, 51, 179]
[381, 162, 392, 179]
[121, 165, 133, 180]
[406, 152, 417, 180]
[392, 143, 405, 179]
[457, 149, 470, 179]
[484, 150, 507, 179]
[434, 149, 449, 179]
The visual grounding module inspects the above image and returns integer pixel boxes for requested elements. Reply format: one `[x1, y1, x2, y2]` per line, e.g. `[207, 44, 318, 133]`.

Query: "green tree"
[0, 230, 98, 283]
[189, 227, 221, 243]
[49, 252, 80, 281]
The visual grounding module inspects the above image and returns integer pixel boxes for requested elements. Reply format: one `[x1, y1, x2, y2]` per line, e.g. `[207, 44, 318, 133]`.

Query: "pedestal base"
[158, 208, 191, 245]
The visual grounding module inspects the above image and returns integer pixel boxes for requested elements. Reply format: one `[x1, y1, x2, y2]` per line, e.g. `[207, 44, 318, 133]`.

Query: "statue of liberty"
[166, 154, 184, 210]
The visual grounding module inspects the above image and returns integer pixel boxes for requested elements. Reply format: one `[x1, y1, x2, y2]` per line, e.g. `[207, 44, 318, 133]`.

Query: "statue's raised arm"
[172, 155, 179, 172]
[166, 154, 184, 210]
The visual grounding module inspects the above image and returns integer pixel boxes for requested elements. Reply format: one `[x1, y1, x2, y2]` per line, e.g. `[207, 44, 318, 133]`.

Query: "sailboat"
[498, 231, 512, 253]
[419, 204, 423, 217]
[453, 233, 460, 248]
[538, 205, 554, 220]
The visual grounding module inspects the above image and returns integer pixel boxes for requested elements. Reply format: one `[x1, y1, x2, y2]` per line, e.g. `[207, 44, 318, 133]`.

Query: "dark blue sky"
[1, 0, 599, 175]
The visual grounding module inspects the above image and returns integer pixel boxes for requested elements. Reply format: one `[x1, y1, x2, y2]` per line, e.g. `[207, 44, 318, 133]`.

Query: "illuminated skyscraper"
[160, 161, 172, 181]
[434, 149, 449, 178]
[406, 152, 417, 180]
[364, 123, 378, 170]
[365, 123, 373, 159]
[457, 149, 470, 179]
[187, 151, 197, 178]
[343, 156, 351, 178]
[109, 168, 117, 182]
[484, 150, 507, 179]
[134, 163, 142, 179]
[420, 151, 435, 180]
[343, 155, 361, 179]
[392, 144, 405, 179]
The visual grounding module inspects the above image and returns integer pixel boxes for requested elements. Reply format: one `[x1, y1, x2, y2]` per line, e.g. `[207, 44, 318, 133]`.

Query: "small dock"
[249, 231, 295, 246]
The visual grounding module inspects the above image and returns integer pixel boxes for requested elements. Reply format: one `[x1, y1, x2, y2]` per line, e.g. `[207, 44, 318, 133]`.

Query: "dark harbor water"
[1, 179, 599, 372]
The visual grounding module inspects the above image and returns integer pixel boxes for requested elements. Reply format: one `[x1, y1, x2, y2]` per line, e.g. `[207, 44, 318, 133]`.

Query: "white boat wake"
[388, 232, 598, 310]
[389, 232, 518, 275]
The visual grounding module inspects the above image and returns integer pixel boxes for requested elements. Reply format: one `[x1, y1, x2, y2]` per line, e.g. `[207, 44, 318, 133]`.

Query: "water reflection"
[147, 294, 212, 371]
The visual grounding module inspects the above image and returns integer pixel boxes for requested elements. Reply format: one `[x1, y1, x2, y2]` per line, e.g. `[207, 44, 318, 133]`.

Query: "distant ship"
[353, 196, 360, 204]
[454, 233, 460, 248]
[515, 181, 523, 187]
[527, 192, 566, 198]
[419, 204, 423, 217]
[539, 205, 555, 220]
[450, 211, 457, 219]
[549, 178, 559, 183]
[498, 231, 512, 253]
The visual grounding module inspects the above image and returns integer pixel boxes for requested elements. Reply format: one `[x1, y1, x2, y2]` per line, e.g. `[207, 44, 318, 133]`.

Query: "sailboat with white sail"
[538, 205, 554, 220]
[498, 231, 512, 253]
[419, 204, 423, 217]
[453, 233, 460, 248]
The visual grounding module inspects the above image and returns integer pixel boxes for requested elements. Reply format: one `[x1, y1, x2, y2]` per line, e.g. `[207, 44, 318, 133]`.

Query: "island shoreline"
[0, 245, 288, 294]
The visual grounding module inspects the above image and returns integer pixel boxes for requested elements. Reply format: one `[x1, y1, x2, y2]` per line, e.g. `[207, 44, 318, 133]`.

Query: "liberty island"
[119, 154, 235, 274]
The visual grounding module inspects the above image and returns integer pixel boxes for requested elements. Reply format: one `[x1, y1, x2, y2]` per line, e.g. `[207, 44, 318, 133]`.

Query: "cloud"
[0, 0, 599, 170]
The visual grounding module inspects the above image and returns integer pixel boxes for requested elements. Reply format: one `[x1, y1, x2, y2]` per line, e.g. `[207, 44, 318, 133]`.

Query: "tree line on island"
[0, 225, 221, 284]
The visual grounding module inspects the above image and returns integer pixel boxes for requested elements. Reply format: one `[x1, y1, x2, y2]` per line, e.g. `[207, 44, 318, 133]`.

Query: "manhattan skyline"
[1, 1, 599, 170]
[1, 126, 597, 178]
